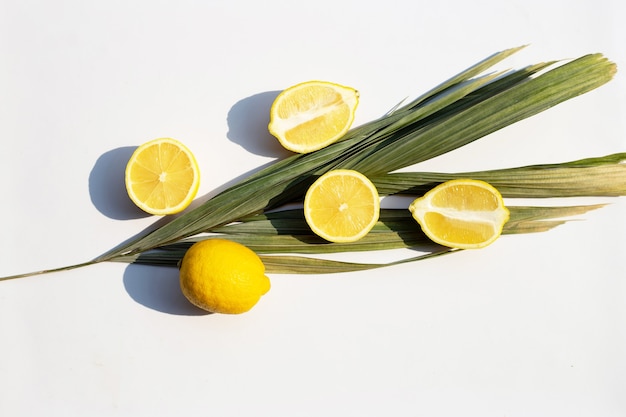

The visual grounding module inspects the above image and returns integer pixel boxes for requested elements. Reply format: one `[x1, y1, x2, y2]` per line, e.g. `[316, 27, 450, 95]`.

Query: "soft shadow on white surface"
[123, 264, 210, 316]
[227, 90, 293, 158]
[89, 146, 151, 220]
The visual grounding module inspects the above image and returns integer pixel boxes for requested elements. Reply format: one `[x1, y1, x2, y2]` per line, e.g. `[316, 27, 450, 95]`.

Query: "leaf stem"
[0, 260, 101, 282]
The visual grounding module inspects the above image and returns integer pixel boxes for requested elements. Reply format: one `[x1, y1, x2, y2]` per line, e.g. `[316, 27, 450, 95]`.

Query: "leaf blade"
[97, 51, 616, 262]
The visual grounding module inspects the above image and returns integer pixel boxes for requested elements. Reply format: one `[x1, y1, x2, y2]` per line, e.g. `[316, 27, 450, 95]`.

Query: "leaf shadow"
[123, 263, 211, 316]
[88, 146, 151, 220]
[226, 90, 293, 158]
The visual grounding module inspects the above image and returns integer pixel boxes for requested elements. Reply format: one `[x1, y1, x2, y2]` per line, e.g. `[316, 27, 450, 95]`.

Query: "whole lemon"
[179, 239, 271, 314]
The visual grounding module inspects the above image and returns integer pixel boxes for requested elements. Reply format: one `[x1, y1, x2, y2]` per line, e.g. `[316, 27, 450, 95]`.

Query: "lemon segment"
[179, 239, 270, 314]
[125, 138, 200, 215]
[304, 169, 380, 243]
[268, 80, 359, 153]
[408, 179, 510, 249]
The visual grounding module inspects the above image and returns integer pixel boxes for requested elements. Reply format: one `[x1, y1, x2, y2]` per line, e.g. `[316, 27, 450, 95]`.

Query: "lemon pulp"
[304, 169, 380, 243]
[125, 138, 200, 215]
[408, 179, 510, 249]
[268, 80, 359, 153]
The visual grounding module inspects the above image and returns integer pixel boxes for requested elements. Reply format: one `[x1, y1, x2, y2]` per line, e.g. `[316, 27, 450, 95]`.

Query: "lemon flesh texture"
[125, 138, 200, 215]
[408, 179, 510, 249]
[179, 239, 271, 314]
[268, 81, 359, 154]
[304, 169, 380, 243]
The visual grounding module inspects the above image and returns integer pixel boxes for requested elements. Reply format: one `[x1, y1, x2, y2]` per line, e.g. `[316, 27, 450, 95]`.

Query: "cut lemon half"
[268, 80, 359, 153]
[125, 137, 200, 215]
[304, 169, 380, 243]
[408, 179, 510, 249]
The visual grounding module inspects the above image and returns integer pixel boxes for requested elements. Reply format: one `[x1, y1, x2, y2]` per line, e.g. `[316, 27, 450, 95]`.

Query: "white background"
[1, 1, 625, 416]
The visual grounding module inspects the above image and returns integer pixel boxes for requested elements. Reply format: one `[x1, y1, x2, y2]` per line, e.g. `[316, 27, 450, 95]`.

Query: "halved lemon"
[304, 169, 380, 243]
[268, 80, 359, 153]
[408, 179, 510, 249]
[125, 137, 200, 215]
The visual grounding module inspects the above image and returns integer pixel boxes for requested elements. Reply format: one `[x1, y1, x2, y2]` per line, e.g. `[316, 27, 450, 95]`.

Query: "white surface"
[1, 1, 625, 416]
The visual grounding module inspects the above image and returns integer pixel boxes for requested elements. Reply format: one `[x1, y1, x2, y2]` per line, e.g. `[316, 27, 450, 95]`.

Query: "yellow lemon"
[125, 137, 200, 215]
[179, 239, 270, 314]
[408, 179, 510, 249]
[268, 80, 359, 153]
[304, 169, 380, 243]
